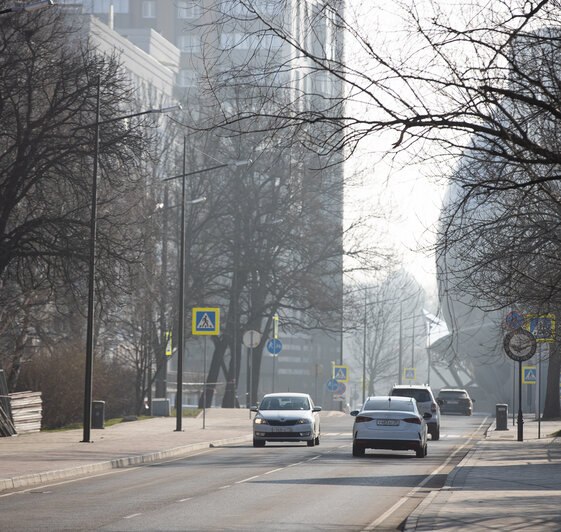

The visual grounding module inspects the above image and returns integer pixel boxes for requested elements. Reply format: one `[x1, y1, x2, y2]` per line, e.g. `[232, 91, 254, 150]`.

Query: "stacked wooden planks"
[9, 391, 42, 434]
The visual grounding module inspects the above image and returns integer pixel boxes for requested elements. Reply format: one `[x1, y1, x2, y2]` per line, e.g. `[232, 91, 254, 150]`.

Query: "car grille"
[267, 419, 300, 426]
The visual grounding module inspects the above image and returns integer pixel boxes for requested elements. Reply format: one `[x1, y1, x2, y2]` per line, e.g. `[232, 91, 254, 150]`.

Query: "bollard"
[496, 403, 508, 430]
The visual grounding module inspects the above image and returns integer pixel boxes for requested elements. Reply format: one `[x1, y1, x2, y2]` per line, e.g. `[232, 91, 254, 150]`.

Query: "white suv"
[389, 384, 441, 440]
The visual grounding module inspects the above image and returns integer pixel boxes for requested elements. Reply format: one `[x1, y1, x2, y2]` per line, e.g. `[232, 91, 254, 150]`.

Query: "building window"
[142, 1, 156, 18]
[177, 1, 201, 19]
[177, 35, 201, 53]
[178, 69, 197, 87]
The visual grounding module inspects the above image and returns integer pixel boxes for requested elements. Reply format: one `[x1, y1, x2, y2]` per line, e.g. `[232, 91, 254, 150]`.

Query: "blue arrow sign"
[326, 378, 339, 391]
[266, 338, 283, 355]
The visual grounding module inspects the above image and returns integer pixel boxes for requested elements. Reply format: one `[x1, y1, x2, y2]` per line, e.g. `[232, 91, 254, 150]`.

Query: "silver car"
[251, 393, 321, 447]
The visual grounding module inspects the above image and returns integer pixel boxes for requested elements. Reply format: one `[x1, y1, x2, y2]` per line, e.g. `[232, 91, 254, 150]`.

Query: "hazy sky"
[343, 1, 447, 296]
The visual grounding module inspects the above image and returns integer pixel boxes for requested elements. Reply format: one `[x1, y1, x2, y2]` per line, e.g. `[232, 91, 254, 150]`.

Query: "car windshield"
[260, 396, 310, 410]
[363, 399, 414, 412]
[439, 390, 468, 399]
[391, 389, 432, 402]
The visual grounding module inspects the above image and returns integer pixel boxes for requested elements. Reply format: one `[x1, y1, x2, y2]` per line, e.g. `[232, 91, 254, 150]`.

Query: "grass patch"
[171, 408, 202, 418]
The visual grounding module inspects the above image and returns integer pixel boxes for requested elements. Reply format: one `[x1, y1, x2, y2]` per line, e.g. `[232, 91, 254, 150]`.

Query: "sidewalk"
[0, 409, 254, 492]
[405, 416, 561, 531]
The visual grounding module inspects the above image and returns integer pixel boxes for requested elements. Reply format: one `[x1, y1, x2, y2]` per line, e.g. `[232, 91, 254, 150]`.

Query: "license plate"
[448, 400, 458, 404]
[273, 426, 292, 432]
[376, 419, 399, 426]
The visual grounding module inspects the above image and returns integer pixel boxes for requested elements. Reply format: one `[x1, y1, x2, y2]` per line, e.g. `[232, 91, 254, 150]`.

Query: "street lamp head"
[1, 0, 54, 13]
[228, 159, 252, 168]
[188, 196, 206, 205]
[150, 104, 182, 114]
[25, 0, 54, 10]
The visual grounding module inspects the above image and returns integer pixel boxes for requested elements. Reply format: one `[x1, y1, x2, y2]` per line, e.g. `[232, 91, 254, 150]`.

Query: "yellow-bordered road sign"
[404, 368, 416, 381]
[165, 331, 172, 356]
[523, 366, 537, 384]
[192, 308, 220, 335]
[526, 314, 555, 343]
[333, 365, 349, 382]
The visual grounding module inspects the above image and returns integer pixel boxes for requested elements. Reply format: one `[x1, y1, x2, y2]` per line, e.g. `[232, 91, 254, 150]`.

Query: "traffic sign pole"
[518, 360, 523, 442]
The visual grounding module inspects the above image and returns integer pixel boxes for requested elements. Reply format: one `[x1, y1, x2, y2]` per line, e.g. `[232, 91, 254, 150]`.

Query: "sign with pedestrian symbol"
[266, 338, 282, 355]
[192, 308, 220, 335]
[326, 378, 339, 391]
[404, 368, 416, 381]
[526, 314, 555, 343]
[333, 365, 348, 382]
[523, 366, 537, 384]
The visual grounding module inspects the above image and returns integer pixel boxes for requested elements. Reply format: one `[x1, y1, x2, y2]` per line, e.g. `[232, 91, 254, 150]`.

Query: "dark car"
[437, 388, 474, 416]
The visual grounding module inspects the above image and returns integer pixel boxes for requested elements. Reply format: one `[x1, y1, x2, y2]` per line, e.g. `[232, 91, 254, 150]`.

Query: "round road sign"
[504, 328, 536, 362]
[243, 330, 261, 348]
[506, 311, 526, 330]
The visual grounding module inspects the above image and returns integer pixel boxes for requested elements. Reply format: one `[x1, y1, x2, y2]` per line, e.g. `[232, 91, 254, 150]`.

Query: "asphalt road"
[1, 413, 489, 531]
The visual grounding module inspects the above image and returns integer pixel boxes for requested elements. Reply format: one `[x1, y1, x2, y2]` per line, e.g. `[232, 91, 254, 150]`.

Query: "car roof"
[439, 388, 468, 393]
[391, 384, 432, 389]
[261, 392, 310, 398]
[364, 395, 415, 404]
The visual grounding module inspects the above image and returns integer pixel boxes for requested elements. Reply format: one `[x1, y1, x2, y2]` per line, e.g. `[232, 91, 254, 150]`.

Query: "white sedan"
[350, 396, 429, 458]
[251, 393, 321, 447]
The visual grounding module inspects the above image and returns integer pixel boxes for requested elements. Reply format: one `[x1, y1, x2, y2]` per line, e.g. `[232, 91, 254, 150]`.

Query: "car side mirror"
[436, 399, 444, 406]
[250, 406, 258, 412]
[423, 412, 432, 419]
[350, 410, 359, 416]
[312, 406, 322, 412]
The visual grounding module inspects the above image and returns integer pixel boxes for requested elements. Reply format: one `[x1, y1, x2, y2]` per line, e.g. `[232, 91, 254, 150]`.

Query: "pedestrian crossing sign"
[404, 368, 416, 381]
[333, 365, 349, 382]
[192, 308, 220, 335]
[523, 366, 537, 384]
[526, 314, 555, 342]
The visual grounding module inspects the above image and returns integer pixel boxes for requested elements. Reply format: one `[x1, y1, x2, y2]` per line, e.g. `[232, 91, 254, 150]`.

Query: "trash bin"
[496, 403, 508, 430]
[152, 398, 170, 416]
[92, 400, 105, 429]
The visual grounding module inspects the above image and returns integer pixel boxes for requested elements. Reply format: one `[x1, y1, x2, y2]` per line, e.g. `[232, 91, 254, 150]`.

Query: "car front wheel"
[431, 427, 440, 440]
[253, 439, 265, 447]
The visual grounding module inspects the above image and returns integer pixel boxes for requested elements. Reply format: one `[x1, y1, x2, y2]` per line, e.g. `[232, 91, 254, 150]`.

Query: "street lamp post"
[81, 80, 180, 443]
[163, 150, 251, 432]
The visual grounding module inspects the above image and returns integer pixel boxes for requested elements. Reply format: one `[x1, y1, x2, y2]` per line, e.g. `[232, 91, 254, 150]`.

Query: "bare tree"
[192, 0, 561, 416]
[0, 7, 156, 390]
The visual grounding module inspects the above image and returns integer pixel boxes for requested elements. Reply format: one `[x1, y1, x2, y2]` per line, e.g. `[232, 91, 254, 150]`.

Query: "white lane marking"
[235, 475, 260, 484]
[307, 455, 321, 462]
[123, 513, 142, 519]
[178, 497, 193, 502]
[363, 416, 490, 531]
[218, 485, 231, 490]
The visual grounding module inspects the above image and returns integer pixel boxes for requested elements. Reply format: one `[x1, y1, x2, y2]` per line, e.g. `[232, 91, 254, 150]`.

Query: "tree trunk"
[543, 342, 561, 419]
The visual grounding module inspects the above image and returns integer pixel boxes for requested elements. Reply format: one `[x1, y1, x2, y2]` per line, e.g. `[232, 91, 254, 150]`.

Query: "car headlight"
[297, 418, 311, 424]
[254, 417, 268, 425]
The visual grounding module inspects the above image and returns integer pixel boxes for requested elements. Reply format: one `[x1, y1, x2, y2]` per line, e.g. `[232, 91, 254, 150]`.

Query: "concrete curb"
[0, 434, 251, 493]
